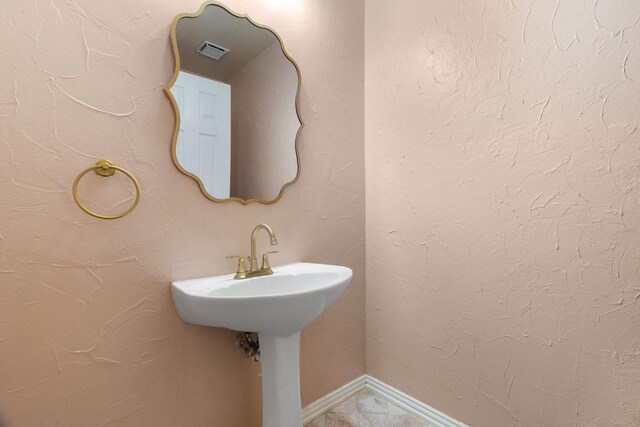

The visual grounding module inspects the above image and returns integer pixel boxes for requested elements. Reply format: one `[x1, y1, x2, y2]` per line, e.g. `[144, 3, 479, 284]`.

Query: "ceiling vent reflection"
[197, 41, 230, 61]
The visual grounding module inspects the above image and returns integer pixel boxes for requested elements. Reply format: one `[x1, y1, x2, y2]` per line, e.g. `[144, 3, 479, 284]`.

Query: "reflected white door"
[171, 71, 231, 199]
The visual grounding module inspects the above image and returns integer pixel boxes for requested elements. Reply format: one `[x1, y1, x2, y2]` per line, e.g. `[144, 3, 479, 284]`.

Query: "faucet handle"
[225, 255, 248, 279]
[261, 251, 278, 271]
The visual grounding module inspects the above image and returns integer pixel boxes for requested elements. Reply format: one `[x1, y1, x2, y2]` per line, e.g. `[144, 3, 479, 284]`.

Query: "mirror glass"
[166, 2, 301, 204]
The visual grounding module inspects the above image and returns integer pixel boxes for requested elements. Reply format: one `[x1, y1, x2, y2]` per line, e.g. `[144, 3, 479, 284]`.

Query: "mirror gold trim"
[164, 1, 303, 205]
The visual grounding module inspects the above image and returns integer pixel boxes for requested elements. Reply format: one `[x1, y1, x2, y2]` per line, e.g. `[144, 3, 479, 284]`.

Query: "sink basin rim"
[171, 262, 353, 300]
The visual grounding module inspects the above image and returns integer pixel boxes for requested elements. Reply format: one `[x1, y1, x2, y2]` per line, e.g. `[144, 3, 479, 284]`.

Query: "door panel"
[172, 71, 231, 199]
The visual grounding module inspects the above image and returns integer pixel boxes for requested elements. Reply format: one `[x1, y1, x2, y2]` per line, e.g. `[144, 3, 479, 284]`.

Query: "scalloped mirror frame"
[164, 1, 303, 205]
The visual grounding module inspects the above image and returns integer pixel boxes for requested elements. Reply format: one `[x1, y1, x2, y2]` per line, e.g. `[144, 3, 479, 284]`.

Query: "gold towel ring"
[72, 159, 141, 220]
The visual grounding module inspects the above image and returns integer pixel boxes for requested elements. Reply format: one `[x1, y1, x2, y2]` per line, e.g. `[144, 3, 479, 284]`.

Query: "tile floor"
[305, 388, 437, 427]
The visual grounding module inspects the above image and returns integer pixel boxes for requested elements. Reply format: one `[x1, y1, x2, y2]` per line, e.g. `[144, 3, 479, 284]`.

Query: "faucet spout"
[250, 224, 277, 272]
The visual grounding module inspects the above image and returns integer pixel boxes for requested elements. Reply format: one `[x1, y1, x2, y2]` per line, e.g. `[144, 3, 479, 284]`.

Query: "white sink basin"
[171, 262, 353, 427]
[171, 262, 352, 336]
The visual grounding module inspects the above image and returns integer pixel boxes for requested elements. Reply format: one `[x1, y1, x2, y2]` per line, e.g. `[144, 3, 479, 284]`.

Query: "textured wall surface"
[365, 0, 640, 426]
[0, 0, 365, 425]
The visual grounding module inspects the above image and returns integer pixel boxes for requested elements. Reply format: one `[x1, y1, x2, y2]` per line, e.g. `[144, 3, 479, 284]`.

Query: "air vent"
[197, 41, 230, 61]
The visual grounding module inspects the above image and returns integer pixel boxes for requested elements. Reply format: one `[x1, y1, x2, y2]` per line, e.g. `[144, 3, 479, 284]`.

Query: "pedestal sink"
[171, 262, 353, 427]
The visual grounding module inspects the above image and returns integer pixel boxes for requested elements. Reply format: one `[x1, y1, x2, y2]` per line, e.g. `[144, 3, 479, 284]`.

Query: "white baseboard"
[302, 375, 367, 423]
[365, 376, 467, 427]
[302, 375, 467, 427]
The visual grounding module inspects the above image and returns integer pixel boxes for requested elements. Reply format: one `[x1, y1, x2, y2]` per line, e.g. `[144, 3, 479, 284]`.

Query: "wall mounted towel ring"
[72, 159, 141, 220]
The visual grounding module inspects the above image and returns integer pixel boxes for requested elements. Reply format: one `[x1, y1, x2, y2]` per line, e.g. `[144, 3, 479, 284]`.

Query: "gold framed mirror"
[165, 1, 302, 204]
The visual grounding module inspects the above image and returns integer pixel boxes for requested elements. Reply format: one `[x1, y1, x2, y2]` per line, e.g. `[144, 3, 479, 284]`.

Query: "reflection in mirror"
[166, 2, 301, 203]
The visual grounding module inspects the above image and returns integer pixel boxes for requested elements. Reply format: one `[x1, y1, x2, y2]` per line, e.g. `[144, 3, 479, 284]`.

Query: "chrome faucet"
[226, 224, 278, 280]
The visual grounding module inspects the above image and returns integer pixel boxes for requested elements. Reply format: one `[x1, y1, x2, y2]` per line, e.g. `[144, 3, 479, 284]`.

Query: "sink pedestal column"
[258, 332, 302, 427]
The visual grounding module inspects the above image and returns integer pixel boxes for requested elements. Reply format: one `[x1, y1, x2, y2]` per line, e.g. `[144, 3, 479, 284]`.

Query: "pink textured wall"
[0, 0, 364, 426]
[365, 0, 640, 426]
[227, 41, 299, 201]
